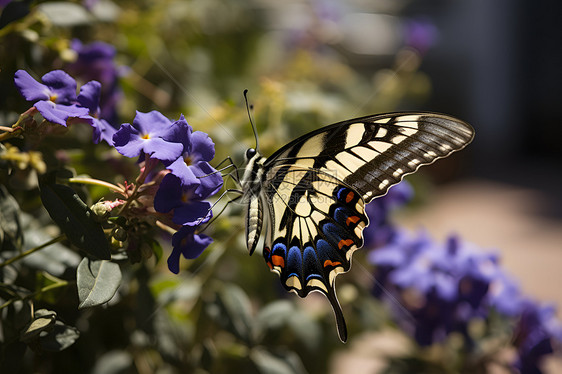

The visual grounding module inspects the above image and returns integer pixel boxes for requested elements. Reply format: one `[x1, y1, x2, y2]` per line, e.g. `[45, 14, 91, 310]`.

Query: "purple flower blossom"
[113, 111, 186, 163]
[14, 70, 90, 126]
[167, 225, 213, 274]
[513, 301, 562, 374]
[153, 173, 214, 226]
[76, 80, 117, 145]
[403, 18, 439, 55]
[165, 123, 221, 190]
[370, 231, 507, 346]
[67, 39, 122, 125]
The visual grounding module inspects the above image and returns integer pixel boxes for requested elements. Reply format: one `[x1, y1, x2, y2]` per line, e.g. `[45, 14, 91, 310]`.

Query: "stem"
[0, 280, 71, 311]
[118, 155, 157, 215]
[0, 126, 23, 142]
[67, 177, 124, 193]
[0, 235, 65, 269]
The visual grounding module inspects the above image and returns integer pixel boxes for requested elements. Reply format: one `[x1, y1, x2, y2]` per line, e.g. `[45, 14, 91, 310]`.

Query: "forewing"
[265, 112, 474, 203]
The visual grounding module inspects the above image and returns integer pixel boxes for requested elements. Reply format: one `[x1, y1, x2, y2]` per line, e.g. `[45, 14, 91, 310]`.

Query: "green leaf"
[0, 0, 31, 29]
[250, 348, 308, 374]
[0, 185, 23, 253]
[77, 258, 121, 309]
[212, 283, 253, 342]
[39, 320, 80, 352]
[39, 177, 110, 260]
[20, 309, 57, 343]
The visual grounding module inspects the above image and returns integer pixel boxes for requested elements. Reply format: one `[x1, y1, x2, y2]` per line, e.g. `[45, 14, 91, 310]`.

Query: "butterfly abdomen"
[242, 152, 268, 255]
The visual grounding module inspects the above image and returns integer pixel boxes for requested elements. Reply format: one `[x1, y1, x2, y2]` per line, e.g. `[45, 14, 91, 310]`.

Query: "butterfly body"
[240, 112, 474, 342]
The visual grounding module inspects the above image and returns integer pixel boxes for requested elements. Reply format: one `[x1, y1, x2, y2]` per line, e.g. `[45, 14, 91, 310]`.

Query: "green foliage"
[39, 173, 110, 260]
[77, 258, 121, 309]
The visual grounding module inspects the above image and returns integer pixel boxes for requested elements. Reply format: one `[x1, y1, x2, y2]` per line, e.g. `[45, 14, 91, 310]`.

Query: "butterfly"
[238, 111, 474, 342]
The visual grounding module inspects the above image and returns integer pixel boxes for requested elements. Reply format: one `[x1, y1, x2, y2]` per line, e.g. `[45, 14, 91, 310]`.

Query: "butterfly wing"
[260, 112, 474, 341]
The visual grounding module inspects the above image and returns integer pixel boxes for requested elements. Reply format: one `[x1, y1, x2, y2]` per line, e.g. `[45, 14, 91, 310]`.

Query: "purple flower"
[165, 124, 222, 192]
[370, 231, 506, 346]
[67, 39, 122, 125]
[76, 80, 117, 145]
[154, 173, 214, 226]
[363, 181, 413, 248]
[167, 225, 213, 274]
[403, 18, 438, 55]
[113, 111, 186, 163]
[513, 301, 562, 374]
[14, 70, 89, 126]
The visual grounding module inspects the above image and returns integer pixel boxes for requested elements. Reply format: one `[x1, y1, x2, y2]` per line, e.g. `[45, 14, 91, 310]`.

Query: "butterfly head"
[245, 147, 257, 162]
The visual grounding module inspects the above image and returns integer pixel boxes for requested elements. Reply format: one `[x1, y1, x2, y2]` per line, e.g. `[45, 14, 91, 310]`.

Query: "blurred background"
[1, 0, 561, 373]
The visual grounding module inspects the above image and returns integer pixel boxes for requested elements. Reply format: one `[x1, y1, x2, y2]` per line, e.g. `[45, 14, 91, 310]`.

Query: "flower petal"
[35, 101, 89, 126]
[191, 131, 215, 162]
[154, 174, 184, 213]
[166, 157, 200, 189]
[142, 137, 184, 163]
[191, 161, 223, 198]
[113, 123, 144, 157]
[41, 70, 78, 103]
[77, 80, 101, 114]
[132, 110, 172, 135]
[91, 118, 118, 145]
[14, 70, 50, 102]
[168, 225, 213, 273]
[172, 200, 212, 226]
[167, 246, 182, 274]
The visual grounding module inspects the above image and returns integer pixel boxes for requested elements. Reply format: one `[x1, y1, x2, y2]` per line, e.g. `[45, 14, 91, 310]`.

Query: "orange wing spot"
[338, 239, 354, 250]
[345, 191, 354, 203]
[346, 216, 360, 226]
[324, 259, 342, 268]
[271, 255, 285, 268]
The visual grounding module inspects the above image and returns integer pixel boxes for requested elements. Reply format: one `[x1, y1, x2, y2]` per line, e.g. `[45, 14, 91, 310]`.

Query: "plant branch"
[0, 235, 65, 269]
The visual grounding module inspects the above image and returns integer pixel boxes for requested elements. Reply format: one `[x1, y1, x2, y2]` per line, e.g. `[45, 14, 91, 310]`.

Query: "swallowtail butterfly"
[239, 112, 474, 342]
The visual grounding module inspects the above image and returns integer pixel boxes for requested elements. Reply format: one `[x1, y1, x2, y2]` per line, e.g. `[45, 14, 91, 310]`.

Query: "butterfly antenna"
[244, 89, 259, 152]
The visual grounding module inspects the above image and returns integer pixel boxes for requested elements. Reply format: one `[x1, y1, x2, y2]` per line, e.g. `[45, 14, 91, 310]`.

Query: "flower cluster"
[13, 68, 223, 274]
[113, 110, 223, 273]
[14, 69, 116, 145]
[367, 214, 562, 372]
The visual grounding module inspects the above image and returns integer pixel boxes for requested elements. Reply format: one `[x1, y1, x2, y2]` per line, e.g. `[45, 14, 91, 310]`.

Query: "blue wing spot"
[335, 187, 350, 202]
[322, 222, 346, 245]
[306, 273, 323, 282]
[303, 246, 322, 280]
[316, 239, 342, 264]
[272, 242, 287, 257]
[286, 246, 302, 279]
[334, 206, 351, 226]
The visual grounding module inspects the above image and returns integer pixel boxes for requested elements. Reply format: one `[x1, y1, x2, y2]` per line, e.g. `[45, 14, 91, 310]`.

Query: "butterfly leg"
[208, 156, 241, 184]
[196, 189, 243, 233]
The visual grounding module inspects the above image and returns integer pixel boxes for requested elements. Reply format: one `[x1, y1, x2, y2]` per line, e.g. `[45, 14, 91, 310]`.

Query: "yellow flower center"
[184, 155, 192, 165]
[49, 94, 58, 102]
[141, 134, 150, 140]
